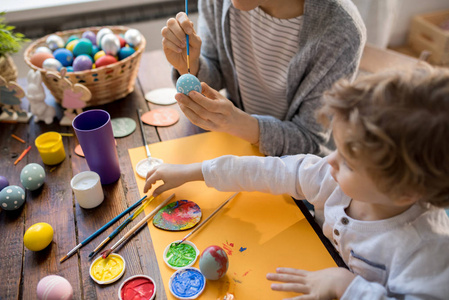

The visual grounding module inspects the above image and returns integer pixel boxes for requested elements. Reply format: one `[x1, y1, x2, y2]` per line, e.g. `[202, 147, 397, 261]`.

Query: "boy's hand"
[176, 82, 260, 145]
[266, 267, 355, 299]
[161, 12, 201, 75]
[143, 163, 203, 196]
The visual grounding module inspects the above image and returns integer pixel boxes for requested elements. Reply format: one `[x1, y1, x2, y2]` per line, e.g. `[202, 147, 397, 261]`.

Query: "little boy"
[144, 64, 449, 299]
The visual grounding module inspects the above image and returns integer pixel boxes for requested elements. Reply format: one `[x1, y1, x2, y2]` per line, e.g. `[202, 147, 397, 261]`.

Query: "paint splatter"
[239, 247, 247, 252]
[222, 241, 235, 256]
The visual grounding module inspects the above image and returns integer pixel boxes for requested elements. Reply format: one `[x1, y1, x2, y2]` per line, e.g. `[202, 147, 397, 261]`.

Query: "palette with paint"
[163, 240, 200, 270]
[118, 275, 156, 300]
[89, 253, 126, 285]
[169, 267, 206, 299]
[153, 200, 201, 231]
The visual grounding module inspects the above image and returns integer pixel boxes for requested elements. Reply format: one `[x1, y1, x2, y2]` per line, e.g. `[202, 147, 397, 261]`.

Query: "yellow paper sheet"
[129, 132, 337, 299]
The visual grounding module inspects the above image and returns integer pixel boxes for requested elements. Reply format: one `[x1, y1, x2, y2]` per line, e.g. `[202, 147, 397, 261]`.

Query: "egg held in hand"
[176, 74, 201, 96]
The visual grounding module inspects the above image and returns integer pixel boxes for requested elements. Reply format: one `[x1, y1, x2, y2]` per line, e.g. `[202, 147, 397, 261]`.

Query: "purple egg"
[73, 55, 93, 72]
[82, 30, 97, 46]
[0, 176, 9, 192]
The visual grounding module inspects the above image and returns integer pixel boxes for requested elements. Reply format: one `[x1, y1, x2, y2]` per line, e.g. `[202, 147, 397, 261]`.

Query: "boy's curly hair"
[319, 64, 449, 207]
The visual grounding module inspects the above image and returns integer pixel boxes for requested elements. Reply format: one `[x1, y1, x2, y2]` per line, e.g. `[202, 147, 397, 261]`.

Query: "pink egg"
[37, 275, 73, 300]
[199, 245, 229, 280]
[30, 52, 54, 68]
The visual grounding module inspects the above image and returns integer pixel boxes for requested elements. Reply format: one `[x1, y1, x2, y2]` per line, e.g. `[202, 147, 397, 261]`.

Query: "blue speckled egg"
[53, 48, 74, 67]
[176, 74, 202, 95]
[118, 46, 135, 60]
[0, 185, 26, 211]
[20, 163, 46, 191]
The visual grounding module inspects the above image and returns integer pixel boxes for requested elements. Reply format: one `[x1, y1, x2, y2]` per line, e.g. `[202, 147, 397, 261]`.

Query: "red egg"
[30, 52, 54, 68]
[199, 245, 229, 280]
[95, 55, 118, 68]
[116, 34, 126, 48]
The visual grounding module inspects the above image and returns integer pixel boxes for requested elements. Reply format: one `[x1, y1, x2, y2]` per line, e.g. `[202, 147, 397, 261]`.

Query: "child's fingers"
[166, 17, 187, 45]
[176, 12, 194, 35]
[161, 26, 185, 51]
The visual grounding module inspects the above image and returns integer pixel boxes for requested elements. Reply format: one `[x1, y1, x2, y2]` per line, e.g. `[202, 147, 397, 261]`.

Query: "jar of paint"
[89, 253, 126, 285]
[169, 267, 206, 299]
[163, 240, 200, 270]
[118, 275, 156, 300]
[71, 171, 104, 209]
[35, 131, 66, 165]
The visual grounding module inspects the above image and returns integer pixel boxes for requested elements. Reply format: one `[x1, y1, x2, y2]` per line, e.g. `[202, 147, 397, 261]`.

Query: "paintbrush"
[185, 0, 190, 73]
[88, 195, 155, 259]
[59, 195, 148, 263]
[174, 192, 238, 247]
[101, 193, 175, 259]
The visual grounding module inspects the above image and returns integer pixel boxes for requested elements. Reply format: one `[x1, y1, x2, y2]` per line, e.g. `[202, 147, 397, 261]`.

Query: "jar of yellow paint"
[90, 253, 126, 285]
[35, 131, 66, 165]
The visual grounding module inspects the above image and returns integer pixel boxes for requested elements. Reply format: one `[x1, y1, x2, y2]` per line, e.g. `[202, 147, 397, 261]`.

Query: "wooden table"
[1, 45, 409, 300]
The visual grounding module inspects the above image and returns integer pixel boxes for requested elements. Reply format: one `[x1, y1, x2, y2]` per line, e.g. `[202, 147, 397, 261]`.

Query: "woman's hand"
[161, 12, 201, 75]
[176, 82, 260, 145]
[143, 163, 203, 196]
[266, 267, 355, 299]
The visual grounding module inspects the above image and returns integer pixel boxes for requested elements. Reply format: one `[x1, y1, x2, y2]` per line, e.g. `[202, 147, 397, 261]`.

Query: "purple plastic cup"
[72, 110, 120, 184]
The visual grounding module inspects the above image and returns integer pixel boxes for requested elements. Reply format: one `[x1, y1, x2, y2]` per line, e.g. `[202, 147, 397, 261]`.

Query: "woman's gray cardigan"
[173, 0, 366, 156]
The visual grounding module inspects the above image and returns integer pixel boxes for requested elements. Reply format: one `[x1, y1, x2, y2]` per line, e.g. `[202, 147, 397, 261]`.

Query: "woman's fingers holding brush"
[143, 163, 204, 196]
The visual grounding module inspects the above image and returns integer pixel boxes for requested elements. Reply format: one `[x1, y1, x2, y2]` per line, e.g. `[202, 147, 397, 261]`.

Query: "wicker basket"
[24, 26, 146, 106]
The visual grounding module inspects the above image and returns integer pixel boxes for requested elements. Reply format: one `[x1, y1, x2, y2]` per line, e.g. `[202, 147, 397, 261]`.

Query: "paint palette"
[89, 253, 126, 285]
[153, 200, 202, 231]
[169, 267, 206, 299]
[163, 240, 200, 270]
[118, 275, 156, 300]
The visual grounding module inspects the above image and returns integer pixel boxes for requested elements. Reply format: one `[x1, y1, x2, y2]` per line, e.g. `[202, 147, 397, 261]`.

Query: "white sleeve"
[202, 154, 338, 208]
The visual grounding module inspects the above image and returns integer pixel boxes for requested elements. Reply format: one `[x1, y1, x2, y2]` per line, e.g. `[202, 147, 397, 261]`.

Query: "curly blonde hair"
[319, 64, 449, 207]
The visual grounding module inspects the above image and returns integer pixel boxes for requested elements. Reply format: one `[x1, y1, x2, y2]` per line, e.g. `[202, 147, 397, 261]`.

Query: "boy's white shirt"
[202, 154, 449, 299]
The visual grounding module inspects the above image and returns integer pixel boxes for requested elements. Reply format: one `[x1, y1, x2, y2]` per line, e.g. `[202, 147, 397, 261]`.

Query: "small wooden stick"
[101, 193, 175, 258]
[14, 146, 31, 165]
[175, 192, 238, 246]
[11, 134, 25, 143]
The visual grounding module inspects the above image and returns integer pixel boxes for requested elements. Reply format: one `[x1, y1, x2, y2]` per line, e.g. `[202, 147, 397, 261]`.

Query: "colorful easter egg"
[65, 35, 79, 46]
[124, 29, 143, 48]
[116, 34, 126, 48]
[199, 245, 229, 280]
[66, 66, 74, 72]
[37, 275, 73, 300]
[46, 34, 64, 51]
[30, 52, 54, 68]
[20, 163, 46, 191]
[65, 40, 78, 52]
[73, 55, 93, 72]
[164, 241, 200, 270]
[24, 222, 54, 251]
[91, 45, 100, 57]
[118, 47, 135, 60]
[95, 55, 118, 68]
[82, 30, 97, 46]
[53, 48, 74, 67]
[169, 267, 205, 300]
[101, 33, 121, 56]
[176, 74, 202, 95]
[35, 46, 52, 54]
[96, 28, 113, 47]
[73, 38, 93, 57]
[42, 58, 63, 71]
[0, 176, 9, 191]
[94, 50, 106, 62]
[0, 185, 25, 210]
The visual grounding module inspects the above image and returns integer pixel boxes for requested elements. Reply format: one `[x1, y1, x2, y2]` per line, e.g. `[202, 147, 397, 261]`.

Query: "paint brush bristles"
[101, 193, 176, 259]
[185, 0, 190, 74]
[175, 192, 238, 246]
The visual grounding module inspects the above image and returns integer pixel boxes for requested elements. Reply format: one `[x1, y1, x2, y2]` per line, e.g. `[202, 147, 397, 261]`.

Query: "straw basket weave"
[24, 26, 145, 106]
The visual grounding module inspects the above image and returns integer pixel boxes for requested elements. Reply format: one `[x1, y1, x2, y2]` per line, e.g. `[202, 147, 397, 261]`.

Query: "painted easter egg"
[199, 245, 229, 280]
[95, 55, 118, 68]
[46, 34, 64, 51]
[96, 28, 113, 47]
[65, 35, 79, 46]
[82, 30, 97, 46]
[66, 66, 74, 72]
[0, 185, 26, 211]
[91, 45, 100, 57]
[118, 47, 135, 60]
[37, 275, 73, 300]
[73, 38, 93, 57]
[124, 29, 143, 48]
[30, 52, 54, 68]
[118, 275, 156, 300]
[65, 40, 78, 53]
[94, 50, 106, 62]
[116, 34, 126, 48]
[24, 222, 54, 251]
[176, 74, 201, 95]
[73, 55, 93, 72]
[35, 46, 53, 55]
[153, 200, 201, 231]
[0, 176, 9, 192]
[169, 267, 205, 299]
[42, 58, 63, 71]
[53, 48, 74, 67]
[101, 33, 121, 56]
[164, 240, 200, 270]
[20, 163, 46, 191]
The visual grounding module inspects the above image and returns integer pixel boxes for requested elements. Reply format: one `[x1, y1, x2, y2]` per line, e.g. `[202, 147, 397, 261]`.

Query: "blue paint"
[239, 247, 247, 252]
[170, 267, 205, 299]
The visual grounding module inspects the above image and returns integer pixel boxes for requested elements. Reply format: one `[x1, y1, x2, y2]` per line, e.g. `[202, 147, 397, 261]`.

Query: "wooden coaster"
[145, 88, 178, 105]
[141, 109, 179, 127]
[153, 200, 202, 231]
[111, 117, 136, 138]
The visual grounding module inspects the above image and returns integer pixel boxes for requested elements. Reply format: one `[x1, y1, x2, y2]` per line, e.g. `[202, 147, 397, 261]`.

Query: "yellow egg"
[24, 222, 54, 251]
[94, 50, 106, 62]
[66, 40, 78, 53]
